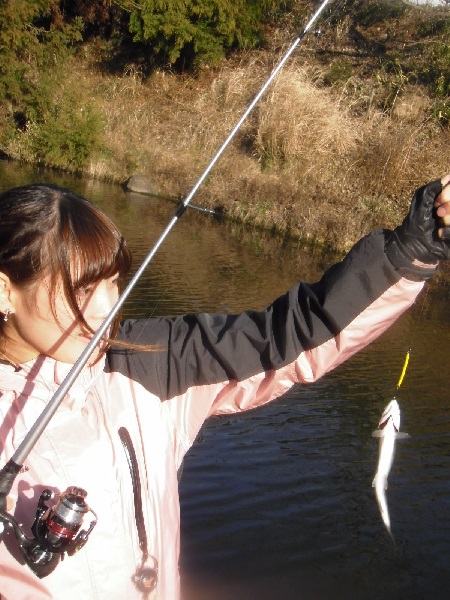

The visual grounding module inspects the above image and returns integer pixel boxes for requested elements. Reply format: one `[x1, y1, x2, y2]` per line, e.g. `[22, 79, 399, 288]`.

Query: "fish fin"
[372, 430, 409, 439]
[372, 430, 384, 438]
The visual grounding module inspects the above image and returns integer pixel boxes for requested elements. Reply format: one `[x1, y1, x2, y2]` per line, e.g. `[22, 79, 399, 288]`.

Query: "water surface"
[1, 160, 450, 599]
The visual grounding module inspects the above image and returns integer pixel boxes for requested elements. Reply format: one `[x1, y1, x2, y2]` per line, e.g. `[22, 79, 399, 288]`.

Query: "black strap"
[118, 427, 148, 560]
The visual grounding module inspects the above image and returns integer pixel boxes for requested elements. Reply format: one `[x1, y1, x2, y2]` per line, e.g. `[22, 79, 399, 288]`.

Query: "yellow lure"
[396, 350, 410, 389]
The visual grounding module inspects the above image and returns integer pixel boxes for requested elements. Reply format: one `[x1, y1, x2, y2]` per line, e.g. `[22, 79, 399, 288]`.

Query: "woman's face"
[5, 274, 120, 365]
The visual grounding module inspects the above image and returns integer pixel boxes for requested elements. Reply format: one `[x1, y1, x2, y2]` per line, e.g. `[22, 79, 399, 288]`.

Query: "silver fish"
[372, 398, 409, 540]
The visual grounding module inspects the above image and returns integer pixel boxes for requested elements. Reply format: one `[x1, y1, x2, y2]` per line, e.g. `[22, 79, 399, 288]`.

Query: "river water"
[1, 160, 450, 599]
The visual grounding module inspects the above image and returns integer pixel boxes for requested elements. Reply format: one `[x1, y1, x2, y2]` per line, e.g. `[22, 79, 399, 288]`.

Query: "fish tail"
[374, 479, 391, 531]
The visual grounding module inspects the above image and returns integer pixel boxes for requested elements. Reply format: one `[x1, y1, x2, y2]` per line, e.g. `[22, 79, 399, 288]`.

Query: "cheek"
[18, 290, 77, 337]
[43, 289, 80, 329]
[8, 280, 90, 363]
[52, 302, 78, 329]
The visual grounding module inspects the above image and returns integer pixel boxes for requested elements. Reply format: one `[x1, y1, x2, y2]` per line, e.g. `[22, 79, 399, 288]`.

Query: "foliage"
[415, 13, 450, 113]
[422, 40, 449, 91]
[323, 58, 354, 86]
[320, 0, 449, 124]
[57, 0, 127, 37]
[0, 0, 104, 169]
[27, 87, 104, 170]
[0, 1, 50, 110]
[115, 0, 288, 68]
[350, 0, 407, 26]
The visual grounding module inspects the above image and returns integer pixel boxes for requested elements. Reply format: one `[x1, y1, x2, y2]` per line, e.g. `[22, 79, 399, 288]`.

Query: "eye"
[76, 286, 94, 299]
[109, 275, 121, 288]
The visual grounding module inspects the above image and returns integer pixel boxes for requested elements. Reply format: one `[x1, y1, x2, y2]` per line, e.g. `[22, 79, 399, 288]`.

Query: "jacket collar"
[0, 354, 105, 411]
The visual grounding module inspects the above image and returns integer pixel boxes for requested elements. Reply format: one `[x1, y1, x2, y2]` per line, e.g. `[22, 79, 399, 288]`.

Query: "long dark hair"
[0, 183, 132, 353]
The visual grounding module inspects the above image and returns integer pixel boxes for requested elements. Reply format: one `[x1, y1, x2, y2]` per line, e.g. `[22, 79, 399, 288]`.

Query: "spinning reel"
[0, 486, 97, 578]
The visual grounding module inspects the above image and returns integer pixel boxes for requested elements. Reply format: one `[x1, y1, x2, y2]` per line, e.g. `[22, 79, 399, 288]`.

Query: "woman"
[0, 177, 449, 599]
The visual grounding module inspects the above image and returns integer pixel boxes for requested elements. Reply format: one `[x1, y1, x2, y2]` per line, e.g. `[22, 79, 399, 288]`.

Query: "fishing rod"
[0, 0, 336, 576]
[178, 200, 222, 216]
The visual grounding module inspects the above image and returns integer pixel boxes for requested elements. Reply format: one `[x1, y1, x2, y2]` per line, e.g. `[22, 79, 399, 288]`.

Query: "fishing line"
[395, 286, 430, 393]
[394, 179, 450, 391]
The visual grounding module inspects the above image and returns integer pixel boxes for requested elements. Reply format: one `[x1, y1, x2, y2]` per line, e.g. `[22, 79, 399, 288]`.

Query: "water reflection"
[1, 159, 450, 599]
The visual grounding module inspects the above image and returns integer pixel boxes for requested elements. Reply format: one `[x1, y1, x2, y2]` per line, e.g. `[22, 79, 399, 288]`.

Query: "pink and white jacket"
[0, 230, 427, 599]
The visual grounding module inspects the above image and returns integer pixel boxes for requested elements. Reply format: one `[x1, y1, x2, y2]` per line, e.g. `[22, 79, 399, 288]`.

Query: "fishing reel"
[0, 486, 97, 579]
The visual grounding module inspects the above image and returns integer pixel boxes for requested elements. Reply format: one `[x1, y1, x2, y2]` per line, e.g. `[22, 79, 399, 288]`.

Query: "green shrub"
[117, 0, 288, 68]
[27, 90, 104, 171]
[424, 42, 450, 96]
[324, 58, 354, 86]
[432, 97, 450, 125]
[0, 1, 102, 169]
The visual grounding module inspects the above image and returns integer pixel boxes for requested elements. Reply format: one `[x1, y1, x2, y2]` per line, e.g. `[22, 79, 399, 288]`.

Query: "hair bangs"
[71, 224, 131, 289]
[71, 214, 132, 291]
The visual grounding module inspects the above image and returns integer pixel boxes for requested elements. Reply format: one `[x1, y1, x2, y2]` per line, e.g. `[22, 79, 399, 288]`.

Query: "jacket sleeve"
[107, 228, 426, 404]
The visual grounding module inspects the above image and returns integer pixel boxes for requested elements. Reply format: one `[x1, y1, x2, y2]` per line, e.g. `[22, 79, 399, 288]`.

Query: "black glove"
[385, 179, 450, 280]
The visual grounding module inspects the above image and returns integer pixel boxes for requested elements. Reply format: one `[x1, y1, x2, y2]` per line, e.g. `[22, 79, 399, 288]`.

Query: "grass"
[78, 54, 446, 250]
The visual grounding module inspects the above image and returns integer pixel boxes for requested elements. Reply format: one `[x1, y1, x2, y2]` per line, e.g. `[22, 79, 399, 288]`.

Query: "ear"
[0, 271, 14, 316]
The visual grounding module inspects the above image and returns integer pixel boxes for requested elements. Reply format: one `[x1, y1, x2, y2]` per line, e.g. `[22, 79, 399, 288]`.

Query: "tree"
[0, 0, 103, 170]
[115, 0, 287, 68]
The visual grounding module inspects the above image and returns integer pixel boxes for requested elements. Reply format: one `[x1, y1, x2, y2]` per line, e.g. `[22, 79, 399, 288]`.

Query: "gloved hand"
[386, 178, 450, 279]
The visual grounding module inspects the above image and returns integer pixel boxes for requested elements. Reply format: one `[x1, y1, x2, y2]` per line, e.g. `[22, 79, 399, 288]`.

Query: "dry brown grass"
[15, 47, 449, 251]
[253, 67, 359, 168]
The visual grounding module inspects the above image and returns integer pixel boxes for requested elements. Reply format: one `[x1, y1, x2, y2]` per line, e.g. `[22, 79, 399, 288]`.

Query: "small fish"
[372, 398, 409, 541]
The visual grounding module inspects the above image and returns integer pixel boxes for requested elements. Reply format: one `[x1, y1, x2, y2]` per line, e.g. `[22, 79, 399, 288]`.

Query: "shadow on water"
[2, 160, 450, 599]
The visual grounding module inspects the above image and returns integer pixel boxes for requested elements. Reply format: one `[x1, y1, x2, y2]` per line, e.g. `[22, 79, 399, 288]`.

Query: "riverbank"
[1, 1, 449, 250]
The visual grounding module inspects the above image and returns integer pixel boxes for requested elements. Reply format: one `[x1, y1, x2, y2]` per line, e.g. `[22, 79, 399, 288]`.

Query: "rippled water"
[1, 160, 450, 599]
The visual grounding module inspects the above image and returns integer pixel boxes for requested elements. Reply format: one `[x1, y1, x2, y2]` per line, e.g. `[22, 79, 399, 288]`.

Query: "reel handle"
[0, 485, 97, 578]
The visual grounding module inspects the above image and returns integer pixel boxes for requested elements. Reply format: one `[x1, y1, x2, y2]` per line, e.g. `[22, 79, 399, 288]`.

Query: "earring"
[3, 309, 11, 322]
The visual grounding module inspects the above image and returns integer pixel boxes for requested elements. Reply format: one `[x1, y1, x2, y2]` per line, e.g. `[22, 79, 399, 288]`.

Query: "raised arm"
[110, 177, 450, 402]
